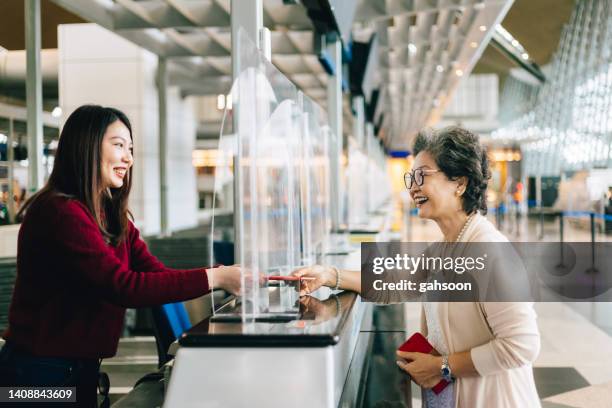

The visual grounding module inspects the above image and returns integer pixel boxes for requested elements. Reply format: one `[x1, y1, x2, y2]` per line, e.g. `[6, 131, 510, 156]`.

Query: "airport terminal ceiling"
[0, 0, 575, 148]
[472, 0, 575, 82]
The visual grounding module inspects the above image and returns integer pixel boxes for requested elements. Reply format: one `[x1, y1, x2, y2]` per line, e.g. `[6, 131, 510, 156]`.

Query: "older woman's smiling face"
[409, 150, 463, 220]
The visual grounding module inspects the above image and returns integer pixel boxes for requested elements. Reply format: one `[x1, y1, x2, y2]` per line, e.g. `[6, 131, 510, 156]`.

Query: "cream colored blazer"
[420, 213, 541, 408]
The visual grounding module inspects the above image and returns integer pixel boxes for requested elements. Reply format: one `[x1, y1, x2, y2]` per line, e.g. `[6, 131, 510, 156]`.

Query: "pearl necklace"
[453, 212, 476, 243]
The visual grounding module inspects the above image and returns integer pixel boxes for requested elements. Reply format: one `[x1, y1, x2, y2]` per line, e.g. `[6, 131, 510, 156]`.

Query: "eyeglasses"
[404, 169, 441, 189]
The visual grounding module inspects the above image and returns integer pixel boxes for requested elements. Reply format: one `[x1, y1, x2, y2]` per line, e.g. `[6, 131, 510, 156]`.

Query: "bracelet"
[332, 266, 341, 291]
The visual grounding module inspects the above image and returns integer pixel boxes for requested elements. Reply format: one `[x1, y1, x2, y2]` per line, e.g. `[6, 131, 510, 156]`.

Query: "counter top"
[179, 290, 359, 347]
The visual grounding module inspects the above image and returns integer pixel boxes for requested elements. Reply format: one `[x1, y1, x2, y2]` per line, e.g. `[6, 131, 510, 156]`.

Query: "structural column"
[326, 35, 343, 231]
[7, 119, 15, 223]
[25, 0, 43, 193]
[231, 0, 263, 263]
[536, 175, 543, 240]
[157, 57, 169, 236]
[365, 123, 375, 214]
[352, 96, 365, 148]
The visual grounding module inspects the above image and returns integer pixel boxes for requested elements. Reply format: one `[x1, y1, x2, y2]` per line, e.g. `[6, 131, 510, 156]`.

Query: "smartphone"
[397, 333, 450, 394]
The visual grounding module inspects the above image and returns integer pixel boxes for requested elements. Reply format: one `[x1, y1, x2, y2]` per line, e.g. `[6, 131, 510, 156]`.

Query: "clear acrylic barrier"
[300, 95, 331, 264]
[210, 29, 332, 323]
[347, 139, 369, 227]
[208, 84, 237, 314]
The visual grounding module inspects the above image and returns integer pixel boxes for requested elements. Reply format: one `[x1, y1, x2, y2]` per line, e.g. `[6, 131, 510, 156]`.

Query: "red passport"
[397, 332, 450, 394]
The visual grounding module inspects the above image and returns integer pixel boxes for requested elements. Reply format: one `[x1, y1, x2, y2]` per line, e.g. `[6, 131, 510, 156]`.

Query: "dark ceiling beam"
[173, 75, 233, 96]
[112, 0, 230, 29]
[50, 0, 114, 30]
[490, 36, 546, 83]
[113, 0, 194, 28]
[114, 29, 192, 57]
[162, 29, 230, 57]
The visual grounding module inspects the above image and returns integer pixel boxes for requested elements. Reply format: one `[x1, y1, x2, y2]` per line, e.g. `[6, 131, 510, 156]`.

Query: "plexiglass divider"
[210, 28, 332, 323]
[301, 95, 332, 264]
[347, 138, 369, 227]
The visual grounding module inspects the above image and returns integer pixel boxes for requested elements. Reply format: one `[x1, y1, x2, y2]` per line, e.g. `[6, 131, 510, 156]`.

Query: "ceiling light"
[408, 43, 417, 54]
[145, 28, 168, 44]
[436, 65, 444, 73]
[470, 41, 478, 48]
[216, 94, 225, 110]
[93, 0, 115, 8]
[479, 25, 487, 32]
[190, 56, 206, 65]
[455, 69, 464, 77]
[51, 107, 62, 118]
[494, 25, 534, 67]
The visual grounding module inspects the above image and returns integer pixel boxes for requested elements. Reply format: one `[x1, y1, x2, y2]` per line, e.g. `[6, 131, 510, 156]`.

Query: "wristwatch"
[441, 355, 453, 382]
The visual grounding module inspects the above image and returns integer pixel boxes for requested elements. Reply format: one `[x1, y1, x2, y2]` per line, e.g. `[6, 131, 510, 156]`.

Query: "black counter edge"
[178, 293, 358, 347]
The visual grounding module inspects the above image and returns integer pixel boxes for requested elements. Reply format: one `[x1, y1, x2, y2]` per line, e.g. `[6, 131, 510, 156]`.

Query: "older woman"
[294, 126, 541, 408]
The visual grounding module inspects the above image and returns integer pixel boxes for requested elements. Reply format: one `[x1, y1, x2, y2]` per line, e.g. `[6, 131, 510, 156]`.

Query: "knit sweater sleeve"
[470, 302, 540, 376]
[127, 222, 164, 272]
[49, 200, 210, 307]
[127, 221, 205, 274]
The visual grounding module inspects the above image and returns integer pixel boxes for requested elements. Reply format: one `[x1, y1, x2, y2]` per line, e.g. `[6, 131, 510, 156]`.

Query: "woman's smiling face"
[100, 120, 133, 190]
[409, 151, 462, 220]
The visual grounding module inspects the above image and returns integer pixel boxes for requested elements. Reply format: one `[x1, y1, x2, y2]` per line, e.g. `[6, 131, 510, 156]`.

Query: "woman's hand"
[207, 264, 241, 296]
[396, 351, 443, 389]
[292, 265, 336, 296]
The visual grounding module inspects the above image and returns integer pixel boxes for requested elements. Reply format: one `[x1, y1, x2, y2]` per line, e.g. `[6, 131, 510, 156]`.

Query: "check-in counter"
[114, 206, 397, 408]
[164, 248, 372, 408]
[162, 207, 396, 408]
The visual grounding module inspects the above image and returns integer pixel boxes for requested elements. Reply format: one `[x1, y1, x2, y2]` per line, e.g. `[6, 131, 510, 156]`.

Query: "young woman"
[0, 105, 240, 407]
[294, 127, 541, 408]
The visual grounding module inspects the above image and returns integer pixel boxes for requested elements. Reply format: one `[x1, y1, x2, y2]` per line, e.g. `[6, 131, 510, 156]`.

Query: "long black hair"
[18, 105, 133, 245]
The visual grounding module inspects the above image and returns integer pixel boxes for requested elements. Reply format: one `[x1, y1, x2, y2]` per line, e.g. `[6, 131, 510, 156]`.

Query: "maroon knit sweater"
[2, 196, 210, 358]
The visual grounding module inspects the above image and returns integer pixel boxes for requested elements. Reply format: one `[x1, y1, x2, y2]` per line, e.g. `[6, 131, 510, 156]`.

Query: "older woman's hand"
[292, 265, 336, 296]
[396, 351, 443, 389]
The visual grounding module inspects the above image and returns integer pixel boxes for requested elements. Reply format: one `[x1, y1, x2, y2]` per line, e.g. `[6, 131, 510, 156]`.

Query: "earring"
[456, 190, 461, 195]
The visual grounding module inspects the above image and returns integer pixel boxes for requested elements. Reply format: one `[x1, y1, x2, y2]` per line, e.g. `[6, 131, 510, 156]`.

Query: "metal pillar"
[231, 0, 263, 264]
[536, 175, 543, 240]
[365, 123, 374, 214]
[7, 119, 16, 223]
[25, 0, 43, 193]
[326, 35, 343, 231]
[556, 212, 565, 269]
[157, 57, 169, 236]
[352, 96, 365, 148]
[585, 212, 598, 274]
